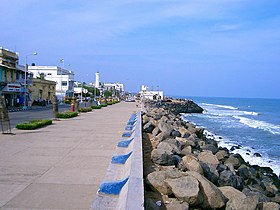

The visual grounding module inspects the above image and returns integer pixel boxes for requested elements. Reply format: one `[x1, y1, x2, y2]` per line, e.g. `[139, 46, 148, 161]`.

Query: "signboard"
[0, 96, 11, 134]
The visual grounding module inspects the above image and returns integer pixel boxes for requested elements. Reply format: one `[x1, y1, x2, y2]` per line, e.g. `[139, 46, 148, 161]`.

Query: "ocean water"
[179, 96, 280, 176]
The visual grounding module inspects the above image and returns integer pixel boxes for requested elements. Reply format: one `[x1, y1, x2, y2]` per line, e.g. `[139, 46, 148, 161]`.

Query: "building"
[103, 83, 125, 96]
[29, 77, 56, 103]
[139, 85, 164, 100]
[0, 48, 24, 107]
[28, 65, 75, 101]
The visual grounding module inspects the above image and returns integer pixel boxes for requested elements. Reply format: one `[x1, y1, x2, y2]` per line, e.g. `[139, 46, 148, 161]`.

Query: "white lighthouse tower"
[95, 72, 100, 88]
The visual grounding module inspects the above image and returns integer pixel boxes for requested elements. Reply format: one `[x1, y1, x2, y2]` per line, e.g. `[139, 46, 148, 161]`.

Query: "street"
[8, 104, 71, 129]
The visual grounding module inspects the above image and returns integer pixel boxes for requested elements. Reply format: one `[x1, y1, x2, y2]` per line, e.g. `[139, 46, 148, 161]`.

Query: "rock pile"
[143, 101, 280, 210]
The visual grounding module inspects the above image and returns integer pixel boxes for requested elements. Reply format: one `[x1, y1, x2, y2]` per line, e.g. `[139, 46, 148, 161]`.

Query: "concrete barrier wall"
[91, 111, 144, 210]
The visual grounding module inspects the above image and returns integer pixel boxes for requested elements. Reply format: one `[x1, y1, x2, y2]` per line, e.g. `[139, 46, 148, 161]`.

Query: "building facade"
[139, 85, 164, 100]
[30, 77, 56, 103]
[28, 65, 75, 101]
[0, 48, 25, 107]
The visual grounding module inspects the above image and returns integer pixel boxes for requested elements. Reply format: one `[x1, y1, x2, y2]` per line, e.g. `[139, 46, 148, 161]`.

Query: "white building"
[104, 83, 124, 96]
[28, 65, 75, 100]
[139, 85, 164, 100]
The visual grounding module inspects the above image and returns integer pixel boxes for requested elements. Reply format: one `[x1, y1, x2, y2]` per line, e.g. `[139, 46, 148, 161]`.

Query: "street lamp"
[23, 52, 37, 110]
[59, 59, 64, 104]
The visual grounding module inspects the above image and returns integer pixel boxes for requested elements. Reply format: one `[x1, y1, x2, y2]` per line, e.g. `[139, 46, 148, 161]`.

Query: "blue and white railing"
[91, 112, 144, 210]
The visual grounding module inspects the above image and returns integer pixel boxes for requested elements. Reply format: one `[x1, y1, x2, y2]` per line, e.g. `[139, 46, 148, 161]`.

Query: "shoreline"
[142, 99, 280, 209]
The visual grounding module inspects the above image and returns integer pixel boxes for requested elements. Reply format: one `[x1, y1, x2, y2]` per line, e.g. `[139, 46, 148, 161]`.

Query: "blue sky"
[1, 0, 280, 98]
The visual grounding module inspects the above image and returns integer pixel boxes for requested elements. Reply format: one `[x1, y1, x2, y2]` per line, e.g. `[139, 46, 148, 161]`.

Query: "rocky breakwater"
[142, 100, 280, 210]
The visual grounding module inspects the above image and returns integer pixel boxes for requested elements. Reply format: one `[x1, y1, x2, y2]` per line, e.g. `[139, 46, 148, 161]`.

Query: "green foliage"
[16, 119, 52, 130]
[100, 104, 108, 107]
[56, 111, 78, 118]
[107, 102, 113, 105]
[83, 85, 100, 96]
[91, 105, 102, 109]
[104, 90, 112, 97]
[78, 107, 92, 112]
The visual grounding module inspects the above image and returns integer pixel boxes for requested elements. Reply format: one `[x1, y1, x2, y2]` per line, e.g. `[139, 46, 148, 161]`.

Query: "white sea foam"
[203, 130, 280, 176]
[201, 103, 238, 110]
[243, 111, 259, 116]
[233, 116, 280, 135]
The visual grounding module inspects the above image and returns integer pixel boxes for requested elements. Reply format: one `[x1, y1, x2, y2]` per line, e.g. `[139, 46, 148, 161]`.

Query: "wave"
[243, 111, 259, 116]
[203, 130, 280, 176]
[201, 103, 238, 110]
[233, 116, 280, 135]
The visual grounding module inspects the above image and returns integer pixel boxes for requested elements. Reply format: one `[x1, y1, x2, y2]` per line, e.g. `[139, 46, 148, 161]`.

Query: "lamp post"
[59, 59, 64, 104]
[23, 52, 37, 110]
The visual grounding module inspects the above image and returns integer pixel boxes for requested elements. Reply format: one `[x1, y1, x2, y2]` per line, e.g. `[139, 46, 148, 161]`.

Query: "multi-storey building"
[28, 65, 75, 101]
[0, 48, 24, 107]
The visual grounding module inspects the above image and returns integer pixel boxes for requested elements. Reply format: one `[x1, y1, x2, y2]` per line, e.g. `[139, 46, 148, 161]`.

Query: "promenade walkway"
[0, 102, 140, 209]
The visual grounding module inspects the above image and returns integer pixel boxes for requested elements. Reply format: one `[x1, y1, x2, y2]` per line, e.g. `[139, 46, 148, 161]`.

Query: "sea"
[177, 96, 280, 176]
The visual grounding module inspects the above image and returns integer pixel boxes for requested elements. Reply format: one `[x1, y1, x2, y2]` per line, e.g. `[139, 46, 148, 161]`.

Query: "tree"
[104, 90, 112, 97]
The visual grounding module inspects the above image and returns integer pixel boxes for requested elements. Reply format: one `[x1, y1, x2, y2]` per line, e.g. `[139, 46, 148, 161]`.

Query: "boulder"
[165, 176, 202, 206]
[215, 149, 230, 161]
[146, 169, 183, 195]
[219, 186, 246, 201]
[142, 115, 150, 125]
[178, 127, 191, 138]
[171, 130, 181, 137]
[195, 127, 204, 139]
[200, 162, 219, 184]
[152, 127, 161, 136]
[158, 121, 173, 134]
[143, 121, 155, 133]
[156, 131, 171, 142]
[201, 144, 219, 154]
[181, 146, 192, 156]
[157, 142, 181, 155]
[165, 200, 190, 210]
[198, 151, 219, 167]
[226, 195, 259, 210]
[224, 154, 246, 169]
[151, 149, 175, 165]
[185, 171, 227, 209]
[218, 170, 245, 190]
[238, 165, 250, 180]
[145, 198, 161, 210]
[257, 202, 280, 210]
[180, 155, 204, 174]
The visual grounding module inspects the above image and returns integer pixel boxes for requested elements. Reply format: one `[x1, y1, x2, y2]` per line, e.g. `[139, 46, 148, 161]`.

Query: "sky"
[1, 0, 280, 98]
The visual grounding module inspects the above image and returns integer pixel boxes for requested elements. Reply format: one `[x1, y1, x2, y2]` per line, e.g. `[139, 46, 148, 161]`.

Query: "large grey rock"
[198, 151, 219, 167]
[219, 186, 246, 201]
[143, 121, 155, 133]
[180, 155, 203, 174]
[165, 176, 202, 206]
[146, 170, 183, 195]
[215, 149, 229, 161]
[156, 131, 170, 142]
[158, 121, 173, 134]
[142, 115, 151, 125]
[151, 149, 175, 165]
[201, 144, 219, 154]
[181, 146, 192, 156]
[200, 162, 219, 184]
[157, 142, 181, 155]
[145, 198, 161, 210]
[218, 170, 245, 190]
[224, 154, 246, 169]
[165, 200, 189, 210]
[257, 202, 280, 210]
[226, 195, 259, 210]
[185, 171, 227, 209]
[152, 127, 161, 136]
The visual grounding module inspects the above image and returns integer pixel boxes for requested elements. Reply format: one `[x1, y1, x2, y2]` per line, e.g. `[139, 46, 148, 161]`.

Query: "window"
[61, 81, 67, 86]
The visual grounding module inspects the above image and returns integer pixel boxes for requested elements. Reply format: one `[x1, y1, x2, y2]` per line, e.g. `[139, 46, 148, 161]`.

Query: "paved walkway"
[0, 102, 140, 210]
